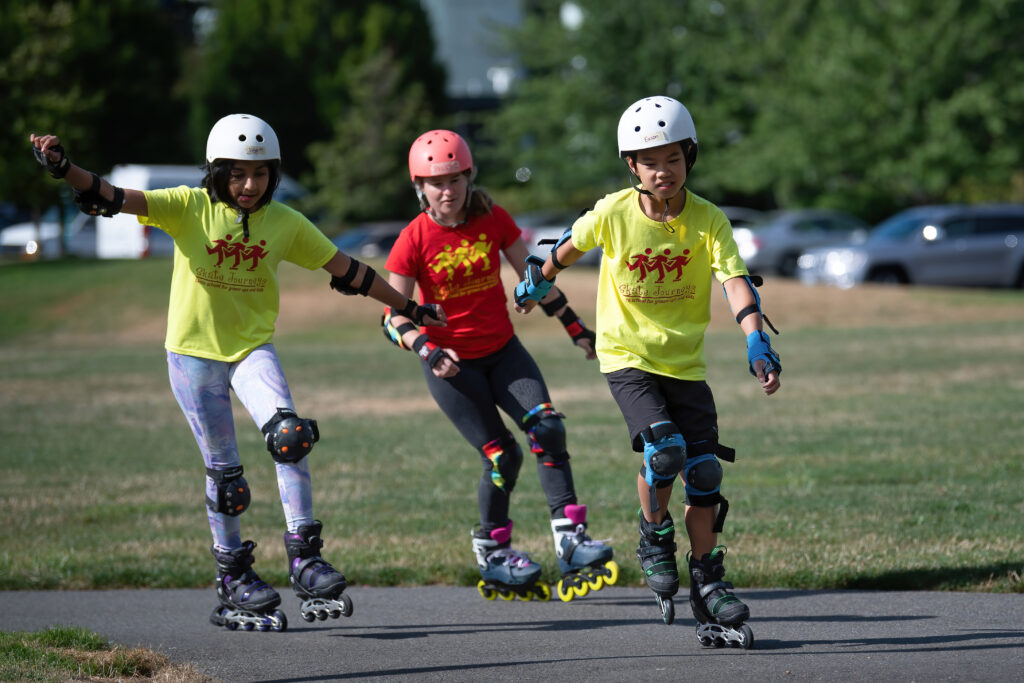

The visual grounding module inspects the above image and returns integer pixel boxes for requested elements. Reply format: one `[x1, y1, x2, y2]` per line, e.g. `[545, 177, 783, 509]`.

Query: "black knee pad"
[524, 405, 568, 464]
[684, 430, 737, 533]
[480, 433, 523, 493]
[261, 407, 319, 464]
[206, 465, 250, 516]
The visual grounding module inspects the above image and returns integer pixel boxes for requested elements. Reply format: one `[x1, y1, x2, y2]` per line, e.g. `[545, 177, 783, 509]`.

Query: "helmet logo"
[642, 132, 668, 145]
[246, 145, 266, 156]
[429, 160, 461, 175]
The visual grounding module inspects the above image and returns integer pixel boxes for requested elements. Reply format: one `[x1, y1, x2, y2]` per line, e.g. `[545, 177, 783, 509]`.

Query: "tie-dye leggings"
[167, 344, 313, 550]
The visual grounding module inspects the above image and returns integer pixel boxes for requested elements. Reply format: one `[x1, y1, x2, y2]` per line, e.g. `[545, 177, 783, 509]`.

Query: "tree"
[303, 49, 433, 225]
[482, 0, 1024, 221]
[0, 0, 187, 253]
[189, 0, 447, 189]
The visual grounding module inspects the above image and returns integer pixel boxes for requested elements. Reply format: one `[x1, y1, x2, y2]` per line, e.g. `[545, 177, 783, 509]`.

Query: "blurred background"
[3, 0, 1024, 285]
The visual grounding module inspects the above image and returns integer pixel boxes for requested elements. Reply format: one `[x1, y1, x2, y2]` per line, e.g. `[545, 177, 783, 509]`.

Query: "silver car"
[735, 209, 871, 277]
[797, 204, 1024, 289]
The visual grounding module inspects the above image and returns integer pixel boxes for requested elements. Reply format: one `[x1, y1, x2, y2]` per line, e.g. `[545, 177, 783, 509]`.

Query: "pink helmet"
[408, 130, 474, 182]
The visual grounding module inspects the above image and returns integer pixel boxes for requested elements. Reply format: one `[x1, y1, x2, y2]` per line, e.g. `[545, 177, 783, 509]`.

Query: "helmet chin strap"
[415, 180, 471, 228]
[627, 165, 682, 230]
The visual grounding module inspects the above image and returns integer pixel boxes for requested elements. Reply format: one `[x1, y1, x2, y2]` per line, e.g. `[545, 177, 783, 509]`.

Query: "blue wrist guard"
[746, 330, 781, 377]
[514, 254, 554, 306]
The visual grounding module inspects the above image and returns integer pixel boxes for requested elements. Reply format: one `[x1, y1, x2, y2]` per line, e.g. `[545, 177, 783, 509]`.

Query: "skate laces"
[489, 547, 535, 568]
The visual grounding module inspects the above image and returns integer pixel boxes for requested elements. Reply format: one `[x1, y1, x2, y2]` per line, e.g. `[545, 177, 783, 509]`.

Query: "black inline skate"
[688, 546, 753, 649]
[472, 521, 550, 601]
[284, 521, 353, 622]
[209, 541, 287, 632]
[636, 512, 679, 624]
[550, 504, 619, 602]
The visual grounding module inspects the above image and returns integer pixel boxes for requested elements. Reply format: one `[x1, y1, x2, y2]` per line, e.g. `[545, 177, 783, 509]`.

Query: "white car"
[0, 206, 95, 261]
[798, 204, 1024, 289]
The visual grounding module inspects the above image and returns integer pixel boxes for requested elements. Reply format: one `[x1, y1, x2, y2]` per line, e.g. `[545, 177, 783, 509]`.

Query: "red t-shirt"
[386, 206, 521, 359]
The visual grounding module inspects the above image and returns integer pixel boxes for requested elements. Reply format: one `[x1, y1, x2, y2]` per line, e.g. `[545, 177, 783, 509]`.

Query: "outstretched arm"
[723, 275, 781, 395]
[322, 251, 446, 327]
[30, 134, 148, 216]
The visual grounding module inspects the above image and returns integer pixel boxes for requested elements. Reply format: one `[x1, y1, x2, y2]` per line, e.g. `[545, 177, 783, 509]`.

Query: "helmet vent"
[256, 135, 264, 142]
[238, 134, 246, 141]
[658, 120, 666, 127]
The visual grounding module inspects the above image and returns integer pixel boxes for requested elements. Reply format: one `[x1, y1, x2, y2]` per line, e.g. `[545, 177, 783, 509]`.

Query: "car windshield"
[867, 212, 933, 242]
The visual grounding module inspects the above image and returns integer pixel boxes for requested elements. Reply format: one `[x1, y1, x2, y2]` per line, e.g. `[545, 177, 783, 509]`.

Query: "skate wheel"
[587, 573, 605, 591]
[243, 622, 255, 631]
[498, 589, 516, 601]
[316, 609, 329, 620]
[301, 611, 316, 622]
[659, 596, 675, 625]
[476, 580, 497, 600]
[272, 610, 288, 633]
[556, 579, 574, 603]
[603, 560, 620, 586]
[737, 624, 754, 650]
[337, 593, 354, 617]
[533, 583, 551, 601]
[573, 581, 590, 598]
[226, 621, 239, 631]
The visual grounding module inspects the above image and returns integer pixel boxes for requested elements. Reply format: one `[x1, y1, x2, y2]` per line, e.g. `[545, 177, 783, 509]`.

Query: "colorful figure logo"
[207, 233, 269, 271]
[627, 247, 691, 282]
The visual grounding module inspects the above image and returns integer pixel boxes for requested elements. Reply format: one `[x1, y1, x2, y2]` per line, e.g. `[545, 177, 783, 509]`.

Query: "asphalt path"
[2, 587, 1022, 682]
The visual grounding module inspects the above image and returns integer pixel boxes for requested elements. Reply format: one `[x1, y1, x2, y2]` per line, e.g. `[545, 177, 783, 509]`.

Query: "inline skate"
[688, 546, 753, 649]
[284, 521, 353, 622]
[472, 521, 550, 601]
[635, 512, 679, 625]
[209, 541, 287, 632]
[550, 504, 619, 602]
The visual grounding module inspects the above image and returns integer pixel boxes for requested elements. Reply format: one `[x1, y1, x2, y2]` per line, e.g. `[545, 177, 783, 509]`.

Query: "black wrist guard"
[558, 306, 596, 346]
[33, 143, 70, 179]
[74, 173, 124, 217]
[412, 335, 447, 368]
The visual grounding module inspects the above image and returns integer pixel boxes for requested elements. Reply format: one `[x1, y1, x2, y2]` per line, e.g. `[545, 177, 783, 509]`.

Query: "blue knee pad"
[522, 403, 568, 464]
[481, 433, 523, 492]
[640, 421, 686, 513]
[641, 421, 686, 487]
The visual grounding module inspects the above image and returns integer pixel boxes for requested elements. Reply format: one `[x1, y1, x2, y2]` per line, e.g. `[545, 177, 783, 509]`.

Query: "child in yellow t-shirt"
[30, 115, 445, 632]
[514, 96, 780, 648]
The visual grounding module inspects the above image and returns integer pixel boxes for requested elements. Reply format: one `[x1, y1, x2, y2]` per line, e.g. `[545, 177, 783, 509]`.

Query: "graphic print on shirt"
[194, 232, 269, 293]
[619, 246, 697, 304]
[428, 233, 498, 300]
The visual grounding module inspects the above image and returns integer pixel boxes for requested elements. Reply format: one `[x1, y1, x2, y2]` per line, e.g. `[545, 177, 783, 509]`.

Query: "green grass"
[1, 258, 1022, 593]
[0, 625, 208, 682]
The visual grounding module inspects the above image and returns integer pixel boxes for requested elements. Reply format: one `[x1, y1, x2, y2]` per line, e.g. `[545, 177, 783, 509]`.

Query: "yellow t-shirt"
[140, 186, 337, 362]
[571, 187, 748, 380]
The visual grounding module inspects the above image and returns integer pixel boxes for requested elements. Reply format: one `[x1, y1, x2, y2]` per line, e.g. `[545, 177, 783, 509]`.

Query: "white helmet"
[205, 114, 281, 163]
[617, 96, 697, 158]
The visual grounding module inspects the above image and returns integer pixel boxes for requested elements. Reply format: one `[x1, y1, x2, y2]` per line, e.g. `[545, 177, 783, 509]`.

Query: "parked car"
[0, 205, 95, 261]
[719, 205, 766, 230]
[515, 208, 601, 266]
[735, 209, 870, 277]
[797, 204, 1024, 289]
[331, 221, 404, 259]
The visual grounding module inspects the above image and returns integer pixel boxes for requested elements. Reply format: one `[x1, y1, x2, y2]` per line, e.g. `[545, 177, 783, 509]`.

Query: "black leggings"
[422, 336, 576, 531]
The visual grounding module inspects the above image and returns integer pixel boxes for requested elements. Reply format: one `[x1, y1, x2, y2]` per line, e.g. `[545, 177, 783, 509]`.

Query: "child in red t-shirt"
[383, 129, 619, 602]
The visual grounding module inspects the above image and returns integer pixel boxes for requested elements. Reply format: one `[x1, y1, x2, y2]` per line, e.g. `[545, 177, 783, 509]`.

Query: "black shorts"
[604, 367, 718, 452]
